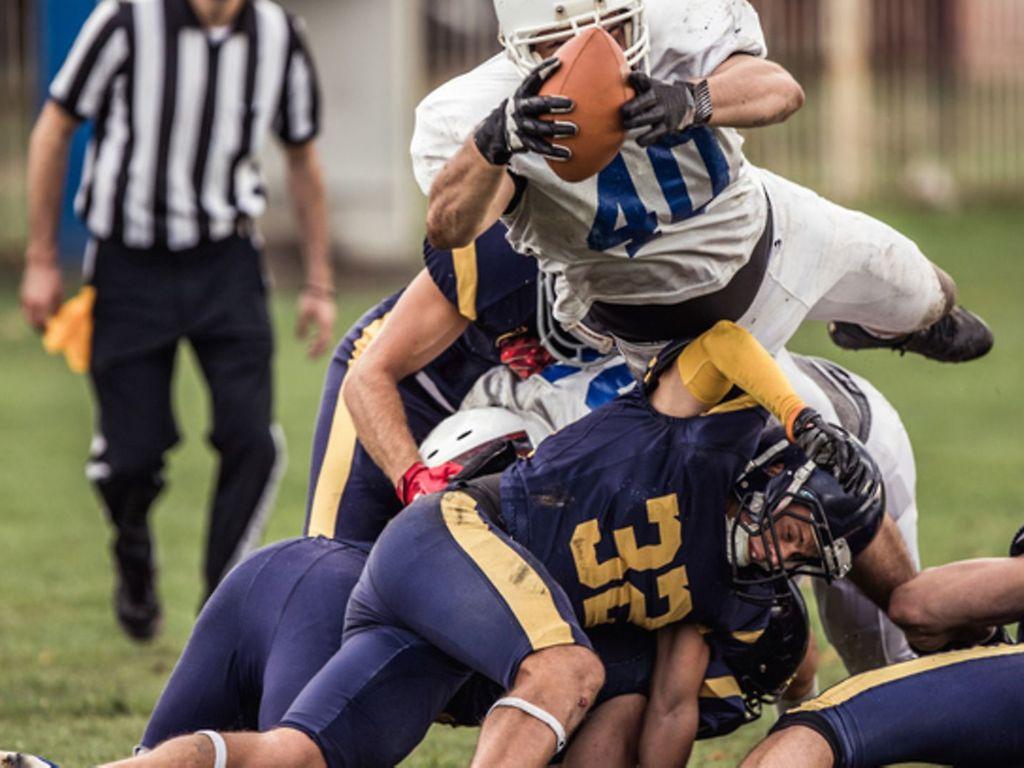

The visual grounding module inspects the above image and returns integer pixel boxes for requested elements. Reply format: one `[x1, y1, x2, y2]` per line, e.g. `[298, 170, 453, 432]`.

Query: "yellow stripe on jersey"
[794, 643, 1024, 713]
[350, 315, 388, 364]
[440, 490, 576, 650]
[700, 675, 743, 699]
[452, 243, 479, 321]
[732, 628, 766, 644]
[307, 313, 390, 538]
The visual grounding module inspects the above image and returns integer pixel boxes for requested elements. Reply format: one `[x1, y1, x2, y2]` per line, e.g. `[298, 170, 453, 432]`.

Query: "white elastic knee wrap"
[486, 696, 567, 752]
[196, 730, 227, 768]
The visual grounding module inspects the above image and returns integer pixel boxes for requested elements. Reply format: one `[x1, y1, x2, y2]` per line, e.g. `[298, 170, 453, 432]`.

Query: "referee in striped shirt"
[19, 0, 335, 640]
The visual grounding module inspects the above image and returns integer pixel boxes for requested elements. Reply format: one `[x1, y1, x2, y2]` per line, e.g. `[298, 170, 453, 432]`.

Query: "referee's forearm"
[286, 142, 333, 290]
[26, 103, 77, 262]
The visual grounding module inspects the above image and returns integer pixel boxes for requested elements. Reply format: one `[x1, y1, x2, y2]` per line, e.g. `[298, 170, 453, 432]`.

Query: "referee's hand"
[20, 257, 64, 332]
[296, 288, 335, 358]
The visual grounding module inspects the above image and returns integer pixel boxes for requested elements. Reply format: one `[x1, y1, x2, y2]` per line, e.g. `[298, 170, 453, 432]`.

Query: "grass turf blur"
[0, 205, 1022, 766]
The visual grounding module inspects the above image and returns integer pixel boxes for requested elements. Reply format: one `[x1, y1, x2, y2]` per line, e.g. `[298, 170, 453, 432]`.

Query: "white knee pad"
[486, 696, 567, 752]
[196, 730, 227, 768]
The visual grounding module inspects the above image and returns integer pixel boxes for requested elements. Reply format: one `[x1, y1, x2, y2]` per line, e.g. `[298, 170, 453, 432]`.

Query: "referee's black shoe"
[828, 306, 993, 363]
[112, 525, 162, 641]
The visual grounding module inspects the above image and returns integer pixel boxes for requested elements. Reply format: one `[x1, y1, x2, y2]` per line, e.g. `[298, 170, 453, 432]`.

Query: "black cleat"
[112, 526, 162, 642]
[828, 306, 993, 363]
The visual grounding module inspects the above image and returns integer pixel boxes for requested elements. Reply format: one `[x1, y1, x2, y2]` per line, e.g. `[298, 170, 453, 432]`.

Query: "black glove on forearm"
[474, 58, 577, 166]
[791, 408, 881, 499]
[621, 71, 697, 147]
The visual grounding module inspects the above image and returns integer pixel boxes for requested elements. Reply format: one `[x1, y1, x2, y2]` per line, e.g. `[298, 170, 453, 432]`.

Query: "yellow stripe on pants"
[307, 314, 390, 538]
[795, 643, 1024, 712]
[440, 490, 575, 651]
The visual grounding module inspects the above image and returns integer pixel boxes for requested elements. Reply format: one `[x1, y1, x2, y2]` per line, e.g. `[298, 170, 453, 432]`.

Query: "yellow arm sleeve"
[675, 321, 807, 434]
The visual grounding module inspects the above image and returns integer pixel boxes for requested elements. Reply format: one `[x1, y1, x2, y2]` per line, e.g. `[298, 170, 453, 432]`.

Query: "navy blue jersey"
[424, 222, 539, 340]
[418, 223, 542, 408]
[305, 223, 542, 543]
[500, 389, 771, 635]
[775, 643, 1024, 767]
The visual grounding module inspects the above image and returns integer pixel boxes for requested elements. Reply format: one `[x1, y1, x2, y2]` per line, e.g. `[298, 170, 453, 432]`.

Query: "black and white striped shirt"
[50, 0, 320, 251]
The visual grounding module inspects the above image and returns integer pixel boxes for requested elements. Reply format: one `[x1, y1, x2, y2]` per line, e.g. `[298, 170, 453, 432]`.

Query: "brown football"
[539, 26, 634, 183]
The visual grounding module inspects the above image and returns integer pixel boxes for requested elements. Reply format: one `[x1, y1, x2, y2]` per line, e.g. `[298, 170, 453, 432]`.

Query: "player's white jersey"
[411, 0, 769, 326]
[459, 355, 635, 444]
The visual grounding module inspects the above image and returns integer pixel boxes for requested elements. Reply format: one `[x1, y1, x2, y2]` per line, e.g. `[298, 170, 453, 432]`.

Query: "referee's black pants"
[87, 234, 282, 600]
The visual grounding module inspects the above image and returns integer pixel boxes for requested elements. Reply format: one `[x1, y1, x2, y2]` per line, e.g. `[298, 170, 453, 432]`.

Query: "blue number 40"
[587, 126, 732, 258]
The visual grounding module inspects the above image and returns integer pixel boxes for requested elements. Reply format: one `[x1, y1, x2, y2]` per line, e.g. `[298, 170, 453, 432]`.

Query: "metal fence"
[745, 0, 1024, 203]
[422, 0, 1024, 205]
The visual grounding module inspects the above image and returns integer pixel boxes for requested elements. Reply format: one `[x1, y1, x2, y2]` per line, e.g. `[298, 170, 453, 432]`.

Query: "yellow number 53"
[569, 493, 692, 630]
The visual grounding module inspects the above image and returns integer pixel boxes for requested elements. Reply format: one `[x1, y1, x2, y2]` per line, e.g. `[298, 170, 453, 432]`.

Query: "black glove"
[621, 71, 697, 147]
[473, 58, 576, 166]
[791, 408, 881, 498]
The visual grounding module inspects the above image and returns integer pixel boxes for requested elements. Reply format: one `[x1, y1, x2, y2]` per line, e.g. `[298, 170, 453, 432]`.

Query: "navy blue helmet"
[723, 578, 810, 718]
[730, 427, 885, 601]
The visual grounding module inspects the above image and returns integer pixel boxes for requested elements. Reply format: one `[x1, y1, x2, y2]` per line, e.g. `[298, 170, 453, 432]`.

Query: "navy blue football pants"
[280, 489, 590, 767]
[774, 643, 1024, 767]
[88, 234, 278, 597]
[142, 537, 366, 746]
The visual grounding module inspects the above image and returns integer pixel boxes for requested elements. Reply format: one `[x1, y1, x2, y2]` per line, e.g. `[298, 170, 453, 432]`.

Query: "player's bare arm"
[20, 101, 78, 331]
[285, 140, 335, 358]
[425, 136, 516, 249]
[704, 54, 805, 129]
[888, 555, 1024, 651]
[341, 269, 470, 486]
[637, 623, 709, 768]
[847, 514, 917, 611]
[426, 58, 572, 249]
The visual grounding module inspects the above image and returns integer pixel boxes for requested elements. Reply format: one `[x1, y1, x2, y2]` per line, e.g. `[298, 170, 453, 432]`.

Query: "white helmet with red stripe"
[493, 0, 650, 75]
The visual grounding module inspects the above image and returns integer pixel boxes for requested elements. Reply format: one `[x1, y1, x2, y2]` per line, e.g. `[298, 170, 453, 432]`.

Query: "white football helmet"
[494, 0, 650, 75]
[419, 408, 534, 467]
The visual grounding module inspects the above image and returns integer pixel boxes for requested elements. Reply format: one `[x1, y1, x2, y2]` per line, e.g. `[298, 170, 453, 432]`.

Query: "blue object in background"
[36, 0, 96, 266]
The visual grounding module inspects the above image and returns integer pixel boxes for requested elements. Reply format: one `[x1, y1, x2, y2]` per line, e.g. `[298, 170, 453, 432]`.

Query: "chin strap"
[486, 696, 567, 753]
[196, 731, 227, 768]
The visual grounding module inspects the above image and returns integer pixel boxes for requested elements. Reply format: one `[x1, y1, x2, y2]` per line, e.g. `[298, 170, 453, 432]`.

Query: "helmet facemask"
[497, 0, 650, 76]
[536, 272, 613, 364]
[730, 460, 855, 604]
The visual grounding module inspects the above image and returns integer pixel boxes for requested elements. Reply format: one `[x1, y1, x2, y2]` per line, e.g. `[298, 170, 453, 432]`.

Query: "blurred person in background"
[18, 0, 334, 640]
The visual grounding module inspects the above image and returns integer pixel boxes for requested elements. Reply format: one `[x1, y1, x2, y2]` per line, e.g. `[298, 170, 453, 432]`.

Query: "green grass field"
[2, 205, 1023, 766]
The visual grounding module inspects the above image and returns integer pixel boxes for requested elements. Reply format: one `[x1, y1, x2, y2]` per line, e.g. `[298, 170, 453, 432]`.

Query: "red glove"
[396, 460, 463, 505]
[498, 334, 555, 380]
